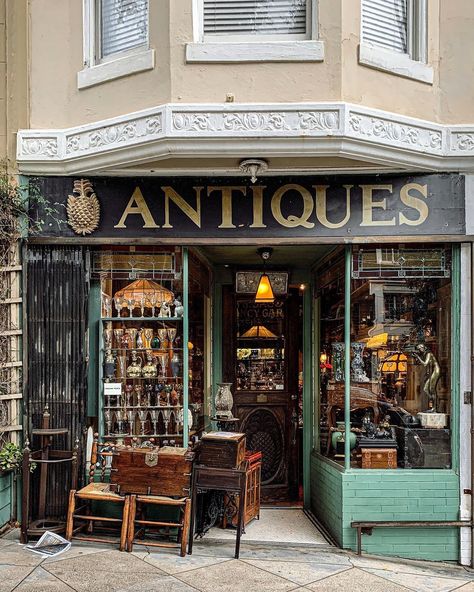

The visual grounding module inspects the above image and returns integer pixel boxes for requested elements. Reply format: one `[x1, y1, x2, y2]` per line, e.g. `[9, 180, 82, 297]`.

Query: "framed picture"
[235, 271, 288, 295]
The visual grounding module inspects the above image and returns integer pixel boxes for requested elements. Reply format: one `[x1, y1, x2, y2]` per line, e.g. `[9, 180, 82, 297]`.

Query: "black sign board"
[30, 174, 465, 242]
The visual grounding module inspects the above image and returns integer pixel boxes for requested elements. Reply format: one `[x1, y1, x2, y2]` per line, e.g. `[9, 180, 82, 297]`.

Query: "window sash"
[97, 0, 149, 61]
[361, 0, 427, 62]
[202, 0, 311, 41]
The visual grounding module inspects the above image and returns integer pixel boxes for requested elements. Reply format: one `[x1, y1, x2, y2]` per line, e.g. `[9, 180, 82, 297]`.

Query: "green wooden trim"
[451, 244, 461, 472]
[88, 281, 101, 418]
[344, 245, 351, 470]
[313, 295, 321, 452]
[183, 247, 189, 443]
[303, 281, 313, 509]
[211, 276, 223, 418]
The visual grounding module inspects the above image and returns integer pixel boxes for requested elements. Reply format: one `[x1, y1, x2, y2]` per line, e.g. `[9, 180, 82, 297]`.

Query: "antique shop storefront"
[24, 172, 467, 561]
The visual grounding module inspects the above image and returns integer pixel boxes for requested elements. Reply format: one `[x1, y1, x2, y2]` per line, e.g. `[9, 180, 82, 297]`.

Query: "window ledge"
[358, 43, 433, 85]
[78, 48, 155, 90]
[185, 40, 324, 63]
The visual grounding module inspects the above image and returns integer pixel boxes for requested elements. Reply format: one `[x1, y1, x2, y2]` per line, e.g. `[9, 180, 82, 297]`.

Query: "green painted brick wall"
[0, 473, 12, 528]
[342, 470, 460, 561]
[310, 453, 344, 545]
[311, 456, 460, 561]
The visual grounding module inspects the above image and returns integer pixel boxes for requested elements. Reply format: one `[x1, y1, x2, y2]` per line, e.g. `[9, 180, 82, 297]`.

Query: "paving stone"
[235, 546, 352, 564]
[242, 559, 351, 585]
[115, 576, 199, 592]
[364, 568, 470, 592]
[0, 543, 44, 566]
[44, 558, 171, 592]
[13, 566, 76, 592]
[177, 558, 296, 592]
[0, 564, 36, 592]
[351, 554, 474, 580]
[455, 583, 474, 591]
[143, 552, 232, 574]
[45, 549, 159, 575]
[305, 567, 411, 591]
[44, 542, 110, 564]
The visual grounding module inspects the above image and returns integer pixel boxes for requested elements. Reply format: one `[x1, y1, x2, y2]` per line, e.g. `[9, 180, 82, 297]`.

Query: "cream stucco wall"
[23, 0, 474, 130]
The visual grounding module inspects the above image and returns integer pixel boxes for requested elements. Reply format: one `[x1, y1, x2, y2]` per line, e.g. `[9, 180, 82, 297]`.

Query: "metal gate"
[25, 245, 89, 519]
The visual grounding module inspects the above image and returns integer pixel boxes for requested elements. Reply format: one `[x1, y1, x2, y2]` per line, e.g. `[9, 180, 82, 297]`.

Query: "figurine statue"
[127, 350, 143, 378]
[160, 301, 171, 318]
[412, 343, 441, 411]
[104, 349, 116, 381]
[173, 297, 184, 318]
[142, 350, 158, 378]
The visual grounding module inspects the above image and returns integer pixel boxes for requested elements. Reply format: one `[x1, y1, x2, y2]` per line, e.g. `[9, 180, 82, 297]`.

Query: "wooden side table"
[223, 451, 261, 528]
[188, 464, 247, 558]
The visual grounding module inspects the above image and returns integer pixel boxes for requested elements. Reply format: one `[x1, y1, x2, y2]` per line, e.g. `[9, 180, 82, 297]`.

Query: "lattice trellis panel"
[0, 242, 22, 447]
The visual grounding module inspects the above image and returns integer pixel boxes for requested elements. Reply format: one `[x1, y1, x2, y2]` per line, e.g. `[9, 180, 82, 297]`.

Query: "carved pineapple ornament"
[67, 179, 100, 236]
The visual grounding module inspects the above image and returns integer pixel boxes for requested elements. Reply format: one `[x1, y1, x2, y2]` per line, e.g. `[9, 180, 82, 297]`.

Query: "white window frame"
[359, 0, 432, 84]
[78, 0, 155, 90]
[186, 0, 324, 63]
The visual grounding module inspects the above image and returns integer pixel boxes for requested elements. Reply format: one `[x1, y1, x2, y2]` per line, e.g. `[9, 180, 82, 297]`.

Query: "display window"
[318, 245, 453, 469]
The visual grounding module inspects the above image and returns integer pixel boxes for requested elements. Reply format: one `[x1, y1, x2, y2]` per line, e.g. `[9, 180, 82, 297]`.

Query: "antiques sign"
[31, 174, 465, 241]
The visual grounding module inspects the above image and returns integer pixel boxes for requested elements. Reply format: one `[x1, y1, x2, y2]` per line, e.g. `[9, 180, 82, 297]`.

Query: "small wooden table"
[188, 464, 247, 559]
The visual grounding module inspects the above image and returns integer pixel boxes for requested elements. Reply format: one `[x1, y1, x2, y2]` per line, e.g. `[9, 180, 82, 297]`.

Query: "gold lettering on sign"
[162, 186, 202, 229]
[399, 183, 429, 226]
[249, 185, 267, 228]
[360, 184, 396, 227]
[271, 184, 314, 228]
[208, 186, 246, 229]
[314, 185, 352, 229]
[114, 186, 159, 228]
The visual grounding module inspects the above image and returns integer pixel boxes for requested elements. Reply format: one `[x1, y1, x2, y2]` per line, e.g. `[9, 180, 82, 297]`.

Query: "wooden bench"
[351, 520, 472, 556]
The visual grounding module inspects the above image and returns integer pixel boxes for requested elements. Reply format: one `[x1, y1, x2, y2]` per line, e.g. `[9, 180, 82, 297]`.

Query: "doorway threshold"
[201, 508, 332, 548]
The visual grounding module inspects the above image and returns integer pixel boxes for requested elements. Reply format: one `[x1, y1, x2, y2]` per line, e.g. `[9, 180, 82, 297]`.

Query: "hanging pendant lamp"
[255, 248, 275, 303]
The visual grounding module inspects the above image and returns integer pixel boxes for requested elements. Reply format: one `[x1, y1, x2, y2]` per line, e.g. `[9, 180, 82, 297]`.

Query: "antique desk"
[188, 464, 247, 559]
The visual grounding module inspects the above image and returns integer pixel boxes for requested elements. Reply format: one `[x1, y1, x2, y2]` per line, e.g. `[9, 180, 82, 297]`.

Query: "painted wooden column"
[183, 248, 189, 444]
[344, 245, 351, 470]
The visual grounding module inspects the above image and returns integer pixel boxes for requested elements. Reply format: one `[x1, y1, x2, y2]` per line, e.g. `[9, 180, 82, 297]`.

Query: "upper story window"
[202, 0, 310, 41]
[187, 0, 324, 63]
[78, 0, 154, 90]
[98, 0, 149, 61]
[359, 0, 432, 83]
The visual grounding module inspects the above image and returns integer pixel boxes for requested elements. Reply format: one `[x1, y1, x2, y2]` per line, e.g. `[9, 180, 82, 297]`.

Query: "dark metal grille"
[25, 245, 89, 519]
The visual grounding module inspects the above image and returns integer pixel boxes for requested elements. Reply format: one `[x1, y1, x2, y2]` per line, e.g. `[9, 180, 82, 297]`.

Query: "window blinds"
[361, 0, 408, 54]
[100, 0, 148, 58]
[203, 0, 308, 37]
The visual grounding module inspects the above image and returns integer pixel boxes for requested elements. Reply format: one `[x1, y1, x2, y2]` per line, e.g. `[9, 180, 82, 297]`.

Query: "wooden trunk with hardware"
[111, 446, 194, 496]
[361, 447, 397, 469]
[223, 450, 262, 528]
[199, 432, 246, 469]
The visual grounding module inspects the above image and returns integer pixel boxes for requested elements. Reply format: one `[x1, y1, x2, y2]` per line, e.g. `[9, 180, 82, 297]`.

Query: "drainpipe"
[471, 242, 474, 568]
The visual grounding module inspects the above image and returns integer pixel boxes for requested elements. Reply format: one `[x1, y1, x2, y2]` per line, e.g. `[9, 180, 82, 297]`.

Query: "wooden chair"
[127, 494, 192, 556]
[122, 446, 193, 556]
[65, 433, 131, 551]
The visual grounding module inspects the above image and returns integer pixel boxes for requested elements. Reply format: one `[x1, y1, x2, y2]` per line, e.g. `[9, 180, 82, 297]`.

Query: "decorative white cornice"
[16, 102, 474, 174]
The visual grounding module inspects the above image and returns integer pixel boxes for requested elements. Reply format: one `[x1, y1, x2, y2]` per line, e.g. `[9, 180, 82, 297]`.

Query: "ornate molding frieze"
[64, 113, 164, 157]
[347, 110, 443, 154]
[15, 102, 474, 173]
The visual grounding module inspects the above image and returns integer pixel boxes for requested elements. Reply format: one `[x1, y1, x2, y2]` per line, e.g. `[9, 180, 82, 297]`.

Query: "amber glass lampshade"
[255, 273, 275, 303]
[114, 279, 173, 306]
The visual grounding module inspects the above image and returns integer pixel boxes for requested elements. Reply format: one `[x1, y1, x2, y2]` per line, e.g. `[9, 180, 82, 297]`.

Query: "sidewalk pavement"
[2, 529, 474, 592]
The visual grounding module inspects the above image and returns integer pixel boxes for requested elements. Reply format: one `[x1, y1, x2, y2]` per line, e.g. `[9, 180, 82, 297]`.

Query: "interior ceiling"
[198, 245, 335, 268]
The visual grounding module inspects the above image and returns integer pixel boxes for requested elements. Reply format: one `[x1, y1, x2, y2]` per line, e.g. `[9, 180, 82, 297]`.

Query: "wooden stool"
[126, 495, 191, 556]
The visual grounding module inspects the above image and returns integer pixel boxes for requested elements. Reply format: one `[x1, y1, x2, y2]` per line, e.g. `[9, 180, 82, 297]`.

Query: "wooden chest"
[199, 432, 246, 469]
[361, 448, 397, 469]
[111, 446, 194, 496]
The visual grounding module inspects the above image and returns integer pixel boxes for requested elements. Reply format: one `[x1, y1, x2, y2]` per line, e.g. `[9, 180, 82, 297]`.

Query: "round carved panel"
[243, 408, 283, 484]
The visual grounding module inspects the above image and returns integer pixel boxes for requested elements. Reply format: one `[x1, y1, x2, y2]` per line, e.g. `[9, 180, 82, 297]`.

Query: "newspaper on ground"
[25, 530, 71, 557]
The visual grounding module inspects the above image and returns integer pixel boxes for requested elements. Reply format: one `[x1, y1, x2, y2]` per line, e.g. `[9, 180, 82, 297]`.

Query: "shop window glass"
[318, 245, 452, 470]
